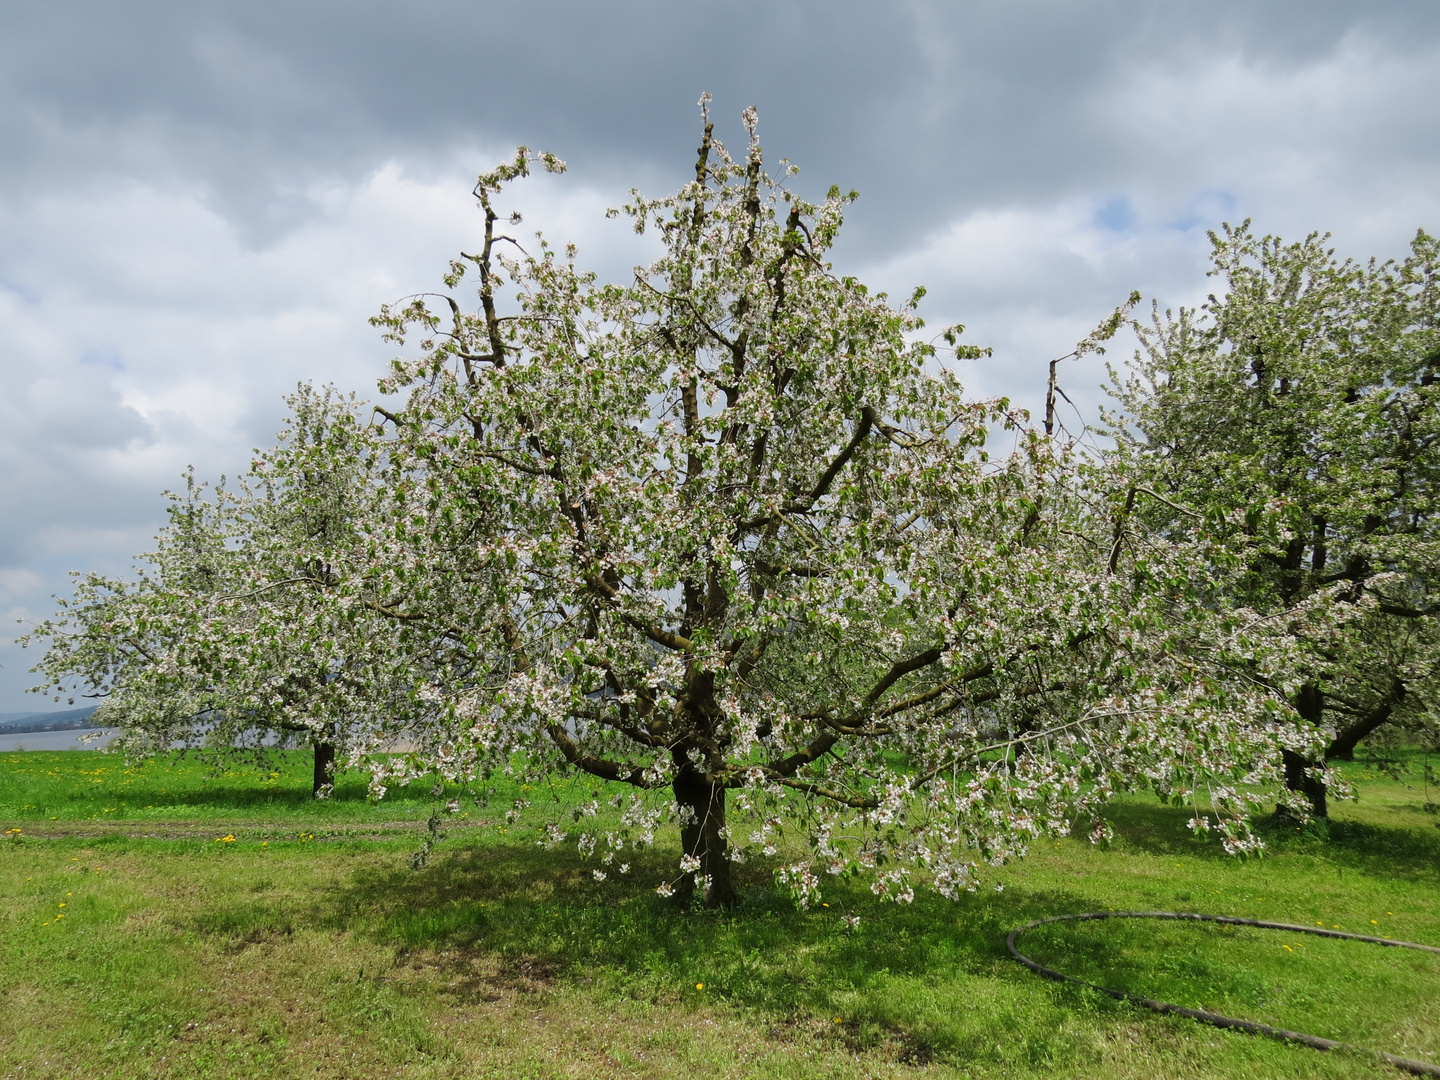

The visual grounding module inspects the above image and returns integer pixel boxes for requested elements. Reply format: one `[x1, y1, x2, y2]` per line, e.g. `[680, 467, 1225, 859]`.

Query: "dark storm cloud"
[5, 1, 1435, 245]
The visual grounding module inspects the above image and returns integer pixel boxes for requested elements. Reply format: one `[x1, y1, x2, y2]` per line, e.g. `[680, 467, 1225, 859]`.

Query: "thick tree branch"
[584, 572, 693, 651]
[545, 724, 655, 787]
[862, 645, 945, 708]
[765, 646, 947, 775]
[763, 730, 839, 778]
[1326, 678, 1406, 760]
[568, 703, 663, 748]
[802, 406, 876, 507]
[737, 407, 876, 531]
[1377, 602, 1434, 618]
[876, 661, 993, 720]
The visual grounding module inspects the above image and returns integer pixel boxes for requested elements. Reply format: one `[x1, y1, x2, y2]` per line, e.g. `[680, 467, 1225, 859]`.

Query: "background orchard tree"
[24, 388, 419, 796]
[349, 102, 1334, 906]
[1105, 223, 1440, 816]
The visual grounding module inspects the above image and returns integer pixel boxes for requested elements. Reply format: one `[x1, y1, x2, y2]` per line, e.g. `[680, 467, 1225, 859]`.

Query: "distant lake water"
[0, 729, 118, 752]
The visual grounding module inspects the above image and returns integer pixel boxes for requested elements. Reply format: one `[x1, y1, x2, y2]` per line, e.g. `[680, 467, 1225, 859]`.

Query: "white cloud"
[0, 570, 40, 604]
[859, 198, 1201, 422]
[1093, 30, 1440, 250]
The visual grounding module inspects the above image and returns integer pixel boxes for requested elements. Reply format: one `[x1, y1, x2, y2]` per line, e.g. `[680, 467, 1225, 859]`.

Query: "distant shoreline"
[0, 705, 100, 735]
[0, 728, 117, 752]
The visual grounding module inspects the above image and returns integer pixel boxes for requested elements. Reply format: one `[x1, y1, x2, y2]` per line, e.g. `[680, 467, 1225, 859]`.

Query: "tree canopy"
[26, 389, 416, 794]
[1106, 223, 1440, 815]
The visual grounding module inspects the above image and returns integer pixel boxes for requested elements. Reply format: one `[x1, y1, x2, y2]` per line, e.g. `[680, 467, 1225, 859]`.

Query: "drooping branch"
[745, 773, 879, 808]
[911, 710, 1114, 790]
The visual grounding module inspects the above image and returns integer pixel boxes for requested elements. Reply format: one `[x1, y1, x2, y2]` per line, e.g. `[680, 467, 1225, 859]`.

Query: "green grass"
[1, 748, 1438, 1078]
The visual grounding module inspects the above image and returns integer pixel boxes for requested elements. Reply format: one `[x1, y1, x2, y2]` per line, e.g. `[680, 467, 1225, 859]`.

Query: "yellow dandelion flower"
[696, 983, 704, 990]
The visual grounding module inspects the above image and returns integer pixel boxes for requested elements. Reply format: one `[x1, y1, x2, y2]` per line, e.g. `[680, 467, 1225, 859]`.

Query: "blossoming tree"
[25, 388, 420, 796]
[31, 103, 1341, 905]
[354, 104, 1346, 904]
[1105, 224, 1440, 816]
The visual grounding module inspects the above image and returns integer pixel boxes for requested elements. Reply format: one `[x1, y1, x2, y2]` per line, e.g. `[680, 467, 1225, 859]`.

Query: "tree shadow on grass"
[1276, 816, 1440, 882]
[1103, 800, 1228, 860]
[3, 750, 358, 812]
[169, 794, 1439, 1074]
[296, 839, 1140, 1071]
[189, 827, 1314, 1071]
[1104, 799, 1440, 883]
[304, 839, 1095, 1020]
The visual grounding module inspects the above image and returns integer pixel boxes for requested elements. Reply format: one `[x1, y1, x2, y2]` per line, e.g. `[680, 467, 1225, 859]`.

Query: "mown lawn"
[1, 749, 1437, 1079]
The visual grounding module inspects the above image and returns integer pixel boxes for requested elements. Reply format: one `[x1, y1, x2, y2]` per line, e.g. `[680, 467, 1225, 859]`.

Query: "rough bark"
[1279, 684, 1328, 818]
[312, 739, 336, 797]
[671, 768, 737, 908]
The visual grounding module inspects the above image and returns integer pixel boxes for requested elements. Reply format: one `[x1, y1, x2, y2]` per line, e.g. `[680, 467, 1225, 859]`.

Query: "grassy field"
[1, 748, 1437, 1079]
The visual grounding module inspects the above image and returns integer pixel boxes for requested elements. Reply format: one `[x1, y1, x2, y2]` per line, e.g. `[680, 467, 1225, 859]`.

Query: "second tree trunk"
[671, 769, 737, 908]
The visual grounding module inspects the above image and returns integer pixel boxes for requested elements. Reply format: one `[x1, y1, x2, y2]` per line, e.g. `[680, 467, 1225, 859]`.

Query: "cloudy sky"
[3, 0, 1438, 711]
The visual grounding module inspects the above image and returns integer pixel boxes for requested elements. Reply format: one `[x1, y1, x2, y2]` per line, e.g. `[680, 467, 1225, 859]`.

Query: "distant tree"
[31, 102, 1336, 905]
[1106, 223, 1440, 816]
[24, 388, 418, 796]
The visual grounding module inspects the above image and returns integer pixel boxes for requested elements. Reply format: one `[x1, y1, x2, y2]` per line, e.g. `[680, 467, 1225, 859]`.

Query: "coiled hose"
[1007, 910, 1440, 1077]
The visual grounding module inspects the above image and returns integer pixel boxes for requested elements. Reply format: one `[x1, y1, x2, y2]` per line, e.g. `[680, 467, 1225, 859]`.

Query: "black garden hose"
[1007, 910, 1440, 1078]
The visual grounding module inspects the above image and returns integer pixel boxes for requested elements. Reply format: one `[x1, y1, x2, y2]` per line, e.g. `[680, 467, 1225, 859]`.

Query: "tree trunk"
[671, 768, 737, 908]
[312, 739, 336, 797]
[1279, 684, 1328, 818]
[1280, 748, 1328, 819]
